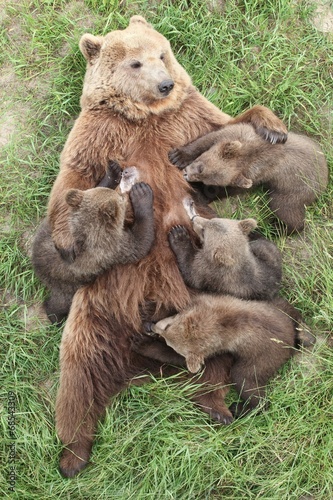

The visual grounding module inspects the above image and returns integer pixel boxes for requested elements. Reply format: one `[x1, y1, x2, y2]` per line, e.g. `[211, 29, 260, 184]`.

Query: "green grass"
[1, 0, 332, 498]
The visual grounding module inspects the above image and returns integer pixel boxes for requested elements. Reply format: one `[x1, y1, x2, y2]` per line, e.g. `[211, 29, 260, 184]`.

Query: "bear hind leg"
[56, 289, 130, 477]
[229, 360, 268, 418]
[192, 354, 234, 425]
[269, 194, 306, 234]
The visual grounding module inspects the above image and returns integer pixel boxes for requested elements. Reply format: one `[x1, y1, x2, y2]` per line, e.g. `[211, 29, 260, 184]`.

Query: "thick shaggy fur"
[41, 16, 288, 477]
[149, 294, 299, 417]
[169, 216, 282, 300]
[32, 182, 154, 323]
[170, 123, 328, 233]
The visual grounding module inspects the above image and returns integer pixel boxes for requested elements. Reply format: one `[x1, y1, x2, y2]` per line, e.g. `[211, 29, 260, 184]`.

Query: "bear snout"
[158, 79, 174, 95]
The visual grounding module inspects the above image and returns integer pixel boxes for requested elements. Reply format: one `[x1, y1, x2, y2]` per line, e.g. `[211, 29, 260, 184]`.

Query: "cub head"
[79, 16, 191, 117]
[66, 187, 127, 232]
[151, 313, 205, 373]
[192, 216, 257, 266]
[183, 140, 253, 188]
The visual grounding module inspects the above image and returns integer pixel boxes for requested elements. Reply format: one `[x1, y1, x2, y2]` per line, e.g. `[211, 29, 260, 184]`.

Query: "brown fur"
[42, 16, 290, 477]
[32, 182, 155, 323]
[150, 294, 299, 416]
[169, 216, 282, 300]
[171, 123, 328, 233]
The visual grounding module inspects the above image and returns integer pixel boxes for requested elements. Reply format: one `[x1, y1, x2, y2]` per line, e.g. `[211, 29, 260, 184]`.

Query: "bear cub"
[169, 213, 282, 301]
[170, 123, 328, 233]
[146, 293, 300, 418]
[32, 181, 155, 324]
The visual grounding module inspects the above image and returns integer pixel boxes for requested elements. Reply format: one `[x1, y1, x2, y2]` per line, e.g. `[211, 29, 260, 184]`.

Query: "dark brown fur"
[41, 16, 289, 477]
[170, 123, 328, 233]
[149, 294, 299, 417]
[169, 216, 282, 300]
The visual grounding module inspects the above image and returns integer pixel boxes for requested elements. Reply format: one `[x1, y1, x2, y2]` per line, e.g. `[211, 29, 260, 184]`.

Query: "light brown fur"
[42, 16, 289, 477]
[169, 216, 282, 300]
[151, 294, 299, 416]
[172, 123, 328, 233]
[32, 182, 155, 323]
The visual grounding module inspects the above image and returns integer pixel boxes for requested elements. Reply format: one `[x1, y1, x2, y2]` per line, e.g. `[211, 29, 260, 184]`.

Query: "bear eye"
[160, 53, 165, 60]
[130, 61, 142, 69]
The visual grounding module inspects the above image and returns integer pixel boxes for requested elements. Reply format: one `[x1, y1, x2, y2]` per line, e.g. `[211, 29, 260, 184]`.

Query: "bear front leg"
[231, 105, 288, 144]
[169, 130, 222, 169]
[97, 160, 122, 189]
[131, 333, 187, 367]
[121, 182, 155, 262]
[168, 225, 197, 287]
[56, 286, 130, 478]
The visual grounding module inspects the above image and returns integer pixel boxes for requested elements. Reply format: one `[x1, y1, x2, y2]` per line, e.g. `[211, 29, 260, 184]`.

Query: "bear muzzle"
[158, 79, 174, 96]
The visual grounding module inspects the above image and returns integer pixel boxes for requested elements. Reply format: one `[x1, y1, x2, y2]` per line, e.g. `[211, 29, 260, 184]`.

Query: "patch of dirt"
[312, 1, 333, 33]
[18, 303, 50, 332]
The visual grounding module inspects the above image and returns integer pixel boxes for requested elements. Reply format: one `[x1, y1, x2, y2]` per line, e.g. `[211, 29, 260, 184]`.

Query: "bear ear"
[213, 248, 235, 266]
[239, 218, 257, 234]
[66, 189, 84, 208]
[79, 34, 103, 63]
[186, 353, 204, 373]
[219, 140, 242, 159]
[129, 15, 153, 29]
[232, 173, 253, 189]
[100, 200, 118, 220]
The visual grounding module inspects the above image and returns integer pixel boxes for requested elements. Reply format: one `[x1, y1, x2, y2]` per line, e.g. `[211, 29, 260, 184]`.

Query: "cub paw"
[169, 147, 195, 169]
[168, 225, 190, 249]
[129, 182, 154, 214]
[54, 244, 76, 264]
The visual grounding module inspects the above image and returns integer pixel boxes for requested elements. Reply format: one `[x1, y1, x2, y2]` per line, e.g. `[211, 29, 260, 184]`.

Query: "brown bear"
[145, 293, 300, 418]
[42, 15, 289, 477]
[170, 123, 328, 233]
[168, 214, 282, 300]
[32, 179, 155, 324]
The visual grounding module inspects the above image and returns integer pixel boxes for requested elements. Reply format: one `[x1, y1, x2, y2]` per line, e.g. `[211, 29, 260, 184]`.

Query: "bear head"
[183, 140, 253, 188]
[151, 313, 205, 373]
[79, 16, 192, 119]
[66, 187, 127, 240]
[192, 216, 257, 266]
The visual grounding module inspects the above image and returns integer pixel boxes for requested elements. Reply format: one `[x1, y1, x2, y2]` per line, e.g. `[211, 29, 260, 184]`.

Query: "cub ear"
[195, 163, 204, 174]
[66, 189, 84, 208]
[219, 140, 242, 159]
[232, 173, 253, 189]
[79, 34, 103, 63]
[186, 353, 204, 373]
[100, 200, 118, 219]
[213, 248, 235, 266]
[239, 218, 257, 234]
[129, 15, 153, 28]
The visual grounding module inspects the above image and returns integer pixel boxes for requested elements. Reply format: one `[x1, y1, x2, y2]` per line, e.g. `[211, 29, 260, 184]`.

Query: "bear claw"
[169, 225, 190, 243]
[97, 160, 122, 189]
[168, 148, 193, 169]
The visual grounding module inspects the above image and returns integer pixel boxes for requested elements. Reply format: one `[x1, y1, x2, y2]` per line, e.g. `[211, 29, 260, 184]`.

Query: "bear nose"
[158, 79, 174, 95]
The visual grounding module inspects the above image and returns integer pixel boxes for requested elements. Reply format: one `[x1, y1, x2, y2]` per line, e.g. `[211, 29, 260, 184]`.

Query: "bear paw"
[168, 147, 196, 169]
[59, 446, 90, 478]
[97, 160, 122, 189]
[168, 225, 191, 249]
[129, 182, 154, 215]
[54, 244, 77, 264]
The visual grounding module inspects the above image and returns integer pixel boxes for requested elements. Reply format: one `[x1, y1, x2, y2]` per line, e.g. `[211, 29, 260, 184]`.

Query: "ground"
[1, 1, 332, 498]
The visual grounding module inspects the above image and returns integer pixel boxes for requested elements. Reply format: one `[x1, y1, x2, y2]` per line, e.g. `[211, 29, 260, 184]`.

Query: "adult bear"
[47, 16, 287, 477]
